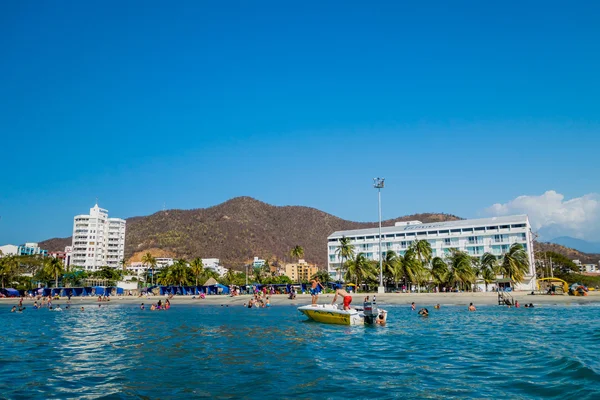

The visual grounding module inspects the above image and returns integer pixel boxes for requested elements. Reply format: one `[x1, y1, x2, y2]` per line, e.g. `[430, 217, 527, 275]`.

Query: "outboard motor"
[363, 301, 377, 324]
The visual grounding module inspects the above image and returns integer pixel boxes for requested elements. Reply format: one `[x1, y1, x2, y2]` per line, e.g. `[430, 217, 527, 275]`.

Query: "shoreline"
[3, 292, 600, 307]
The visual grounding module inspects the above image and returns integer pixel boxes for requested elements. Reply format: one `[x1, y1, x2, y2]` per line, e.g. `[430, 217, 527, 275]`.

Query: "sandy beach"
[4, 291, 600, 307]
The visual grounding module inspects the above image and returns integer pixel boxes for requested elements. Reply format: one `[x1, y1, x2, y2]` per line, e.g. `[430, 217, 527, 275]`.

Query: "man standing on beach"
[332, 287, 352, 310]
[310, 278, 325, 305]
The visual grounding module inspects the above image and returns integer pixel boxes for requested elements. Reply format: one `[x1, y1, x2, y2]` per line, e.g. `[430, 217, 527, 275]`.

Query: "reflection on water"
[1, 302, 600, 399]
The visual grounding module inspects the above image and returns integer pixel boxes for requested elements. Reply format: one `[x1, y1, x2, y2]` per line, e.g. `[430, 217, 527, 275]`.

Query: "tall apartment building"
[327, 215, 536, 290]
[71, 203, 126, 271]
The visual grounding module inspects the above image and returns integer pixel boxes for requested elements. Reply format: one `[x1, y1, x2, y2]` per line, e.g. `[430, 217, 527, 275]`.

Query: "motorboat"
[297, 301, 386, 326]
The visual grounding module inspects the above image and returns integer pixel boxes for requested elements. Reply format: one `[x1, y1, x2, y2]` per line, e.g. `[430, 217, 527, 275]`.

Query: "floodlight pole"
[374, 178, 385, 294]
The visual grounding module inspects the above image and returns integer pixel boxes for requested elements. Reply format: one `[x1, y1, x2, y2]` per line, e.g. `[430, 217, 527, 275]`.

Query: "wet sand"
[4, 291, 600, 307]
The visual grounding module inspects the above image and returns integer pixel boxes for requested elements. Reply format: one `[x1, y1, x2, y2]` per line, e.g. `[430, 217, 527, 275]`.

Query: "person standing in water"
[468, 303, 476, 311]
[309, 278, 325, 305]
[332, 287, 353, 310]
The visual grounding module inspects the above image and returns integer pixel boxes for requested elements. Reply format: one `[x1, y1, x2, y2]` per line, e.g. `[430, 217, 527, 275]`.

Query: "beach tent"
[72, 287, 86, 297]
[116, 287, 124, 295]
[203, 277, 219, 286]
[94, 286, 106, 296]
[0, 288, 19, 297]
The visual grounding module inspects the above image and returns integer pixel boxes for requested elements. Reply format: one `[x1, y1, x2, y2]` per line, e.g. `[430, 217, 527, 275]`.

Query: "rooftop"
[328, 214, 529, 238]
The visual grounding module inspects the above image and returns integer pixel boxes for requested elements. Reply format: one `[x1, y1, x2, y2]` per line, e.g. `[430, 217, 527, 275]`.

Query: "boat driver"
[332, 287, 352, 310]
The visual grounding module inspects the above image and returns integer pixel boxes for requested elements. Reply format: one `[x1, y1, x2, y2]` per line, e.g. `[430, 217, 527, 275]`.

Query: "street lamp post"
[373, 177, 385, 294]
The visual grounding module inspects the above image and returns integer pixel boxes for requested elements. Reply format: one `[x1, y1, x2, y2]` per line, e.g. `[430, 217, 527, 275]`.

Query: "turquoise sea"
[1, 301, 600, 399]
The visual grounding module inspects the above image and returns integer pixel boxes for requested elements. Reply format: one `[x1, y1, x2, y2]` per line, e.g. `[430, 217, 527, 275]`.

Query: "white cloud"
[485, 191, 600, 241]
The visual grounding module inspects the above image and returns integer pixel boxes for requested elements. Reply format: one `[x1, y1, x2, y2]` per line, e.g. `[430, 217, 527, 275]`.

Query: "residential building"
[327, 214, 536, 291]
[156, 258, 174, 268]
[0, 244, 19, 256]
[0, 243, 47, 257]
[202, 258, 228, 277]
[71, 203, 126, 271]
[283, 259, 319, 282]
[252, 257, 266, 268]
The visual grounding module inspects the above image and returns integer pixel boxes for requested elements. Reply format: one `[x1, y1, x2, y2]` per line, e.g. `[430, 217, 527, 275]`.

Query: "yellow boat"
[297, 302, 386, 326]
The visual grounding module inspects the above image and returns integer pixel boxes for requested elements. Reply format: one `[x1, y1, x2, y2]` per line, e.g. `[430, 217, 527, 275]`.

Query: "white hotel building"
[327, 215, 536, 290]
[71, 204, 126, 271]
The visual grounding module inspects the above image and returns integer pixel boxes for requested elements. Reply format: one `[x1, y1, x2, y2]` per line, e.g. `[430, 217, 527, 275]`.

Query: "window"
[439, 230, 449, 234]
[451, 229, 461, 233]
[511, 224, 525, 228]
[475, 227, 485, 231]
[444, 238, 451, 246]
[487, 226, 498, 230]
[427, 231, 437, 235]
[366, 236, 375, 240]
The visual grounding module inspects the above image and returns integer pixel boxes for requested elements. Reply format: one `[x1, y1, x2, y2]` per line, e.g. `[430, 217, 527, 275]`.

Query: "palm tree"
[335, 236, 355, 282]
[344, 253, 376, 289]
[430, 256, 448, 289]
[382, 251, 400, 286]
[120, 259, 129, 274]
[409, 239, 433, 266]
[446, 249, 475, 291]
[499, 243, 530, 284]
[481, 267, 496, 292]
[311, 269, 331, 283]
[290, 245, 304, 261]
[141, 252, 157, 284]
[190, 257, 204, 286]
[45, 257, 64, 288]
[400, 248, 421, 290]
[169, 259, 190, 286]
[0, 256, 19, 289]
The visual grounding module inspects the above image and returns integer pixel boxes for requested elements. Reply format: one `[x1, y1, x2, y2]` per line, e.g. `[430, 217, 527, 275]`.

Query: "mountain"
[535, 242, 600, 265]
[39, 196, 460, 268]
[549, 236, 600, 254]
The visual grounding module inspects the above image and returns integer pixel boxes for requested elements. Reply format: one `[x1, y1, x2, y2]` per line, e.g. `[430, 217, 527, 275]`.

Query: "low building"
[0, 243, 48, 257]
[252, 257, 265, 268]
[283, 259, 318, 283]
[202, 258, 228, 277]
[0, 244, 19, 256]
[156, 258, 174, 268]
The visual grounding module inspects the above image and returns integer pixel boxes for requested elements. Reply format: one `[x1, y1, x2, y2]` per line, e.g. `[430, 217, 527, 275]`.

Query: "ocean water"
[1, 301, 600, 399]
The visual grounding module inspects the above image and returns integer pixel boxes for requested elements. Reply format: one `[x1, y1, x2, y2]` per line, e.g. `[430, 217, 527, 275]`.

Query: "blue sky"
[1, 1, 599, 244]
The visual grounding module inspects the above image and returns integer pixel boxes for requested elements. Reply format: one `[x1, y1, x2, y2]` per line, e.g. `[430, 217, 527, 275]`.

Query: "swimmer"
[332, 288, 352, 310]
[434, 304, 440, 309]
[80, 307, 84, 311]
[33, 301, 39, 309]
[529, 303, 534, 308]
[150, 304, 156, 311]
[10, 306, 16, 313]
[140, 303, 145, 310]
[375, 310, 387, 325]
[266, 297, 270, 307]
[411, 302, 416, 311]
[418, 308, 429, 317]
[468, 303, 476, 311]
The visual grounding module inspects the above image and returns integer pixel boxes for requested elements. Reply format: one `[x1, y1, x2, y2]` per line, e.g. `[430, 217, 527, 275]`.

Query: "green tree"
[430, 256, 448, 288]
[311, 269, 331, 283]
[290, 245, 304, 261]
[344, 253, 376, 289]
[446, 249, 475, 290]
[190, 257, 205, 286]
[44, 257, 64, 288]
[0, 256, 20, 289]
[499, 243, 530, 284]
[481, 267, 496, 291]
[382, 251, 400, 286]
[335, 236, 355, 282]
[169, 259, 190, 286]
[409, 239, 433, 266]
[120, 259, 129, 274]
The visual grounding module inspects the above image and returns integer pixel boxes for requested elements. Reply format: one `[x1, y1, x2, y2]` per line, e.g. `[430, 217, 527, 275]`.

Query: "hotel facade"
[71, 204, 126, 271]
[327, 215, 536, 291]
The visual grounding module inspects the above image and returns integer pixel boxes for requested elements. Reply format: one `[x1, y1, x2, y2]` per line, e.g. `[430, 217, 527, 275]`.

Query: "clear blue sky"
[1, 1, 599, 245]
